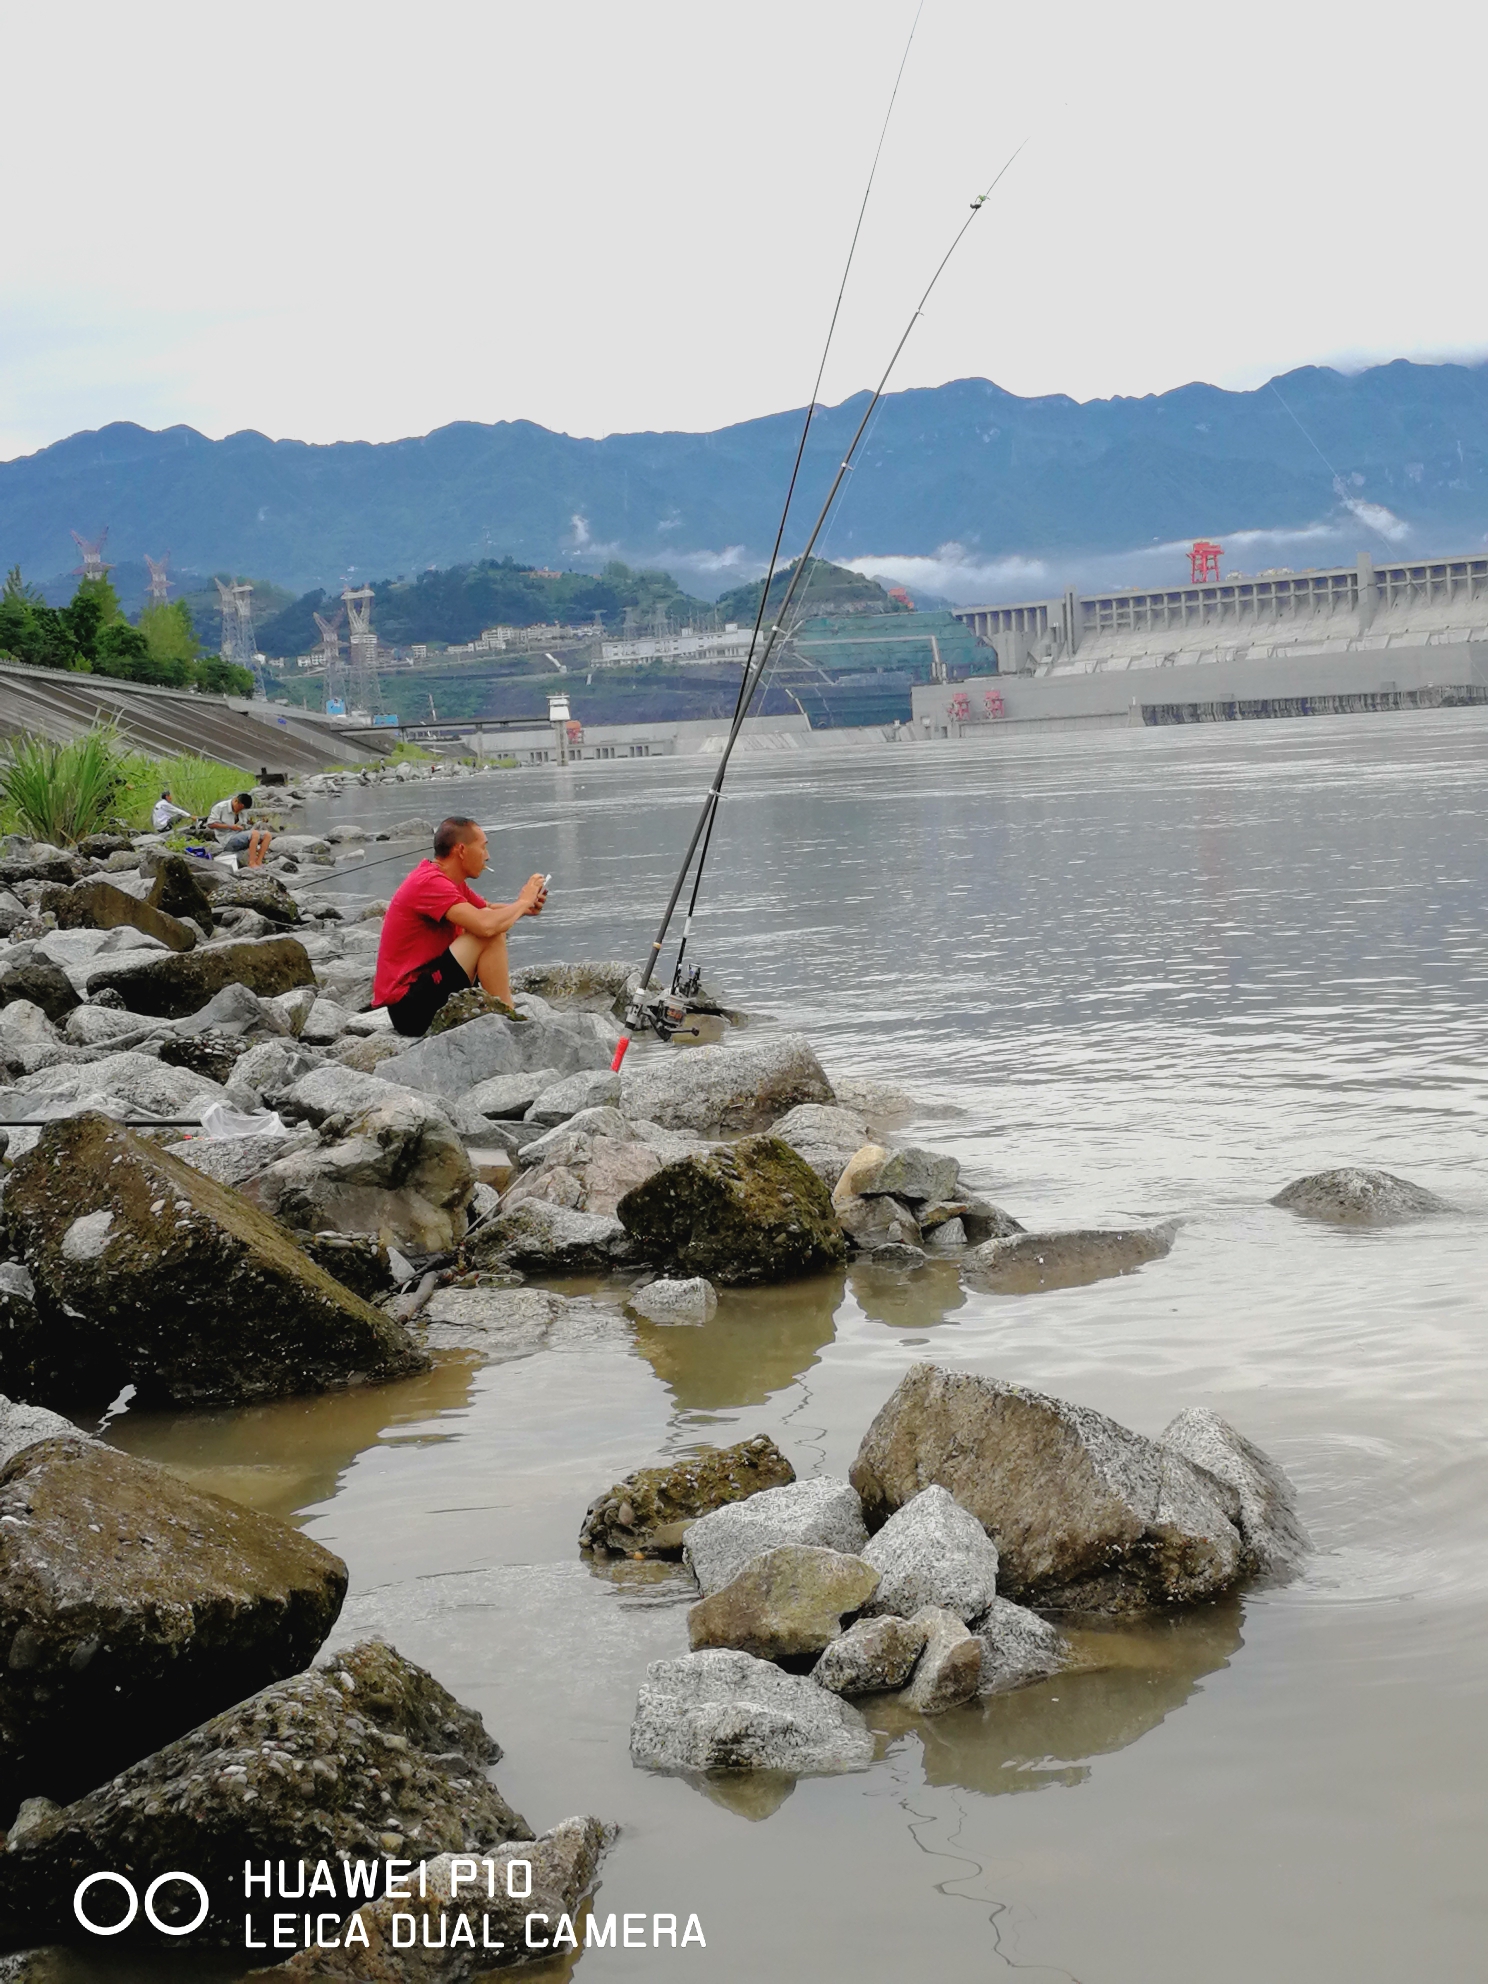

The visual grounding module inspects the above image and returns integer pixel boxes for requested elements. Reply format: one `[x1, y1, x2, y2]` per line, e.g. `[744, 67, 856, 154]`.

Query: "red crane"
[1189, 539, 1223, 583]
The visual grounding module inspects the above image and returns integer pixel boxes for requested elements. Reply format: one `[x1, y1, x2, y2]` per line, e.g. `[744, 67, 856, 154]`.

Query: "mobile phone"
[540, 874, 551, 890]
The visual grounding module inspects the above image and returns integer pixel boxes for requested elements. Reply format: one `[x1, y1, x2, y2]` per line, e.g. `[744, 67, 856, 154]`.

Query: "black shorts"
[385, 953, 472, 1037]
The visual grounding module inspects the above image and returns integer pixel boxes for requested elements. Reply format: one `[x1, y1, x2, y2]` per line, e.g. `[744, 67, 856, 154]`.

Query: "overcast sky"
[3, 0, 1483, 462]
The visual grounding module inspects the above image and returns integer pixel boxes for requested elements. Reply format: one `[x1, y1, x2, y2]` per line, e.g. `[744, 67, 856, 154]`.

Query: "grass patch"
[0, 724, 250, 843]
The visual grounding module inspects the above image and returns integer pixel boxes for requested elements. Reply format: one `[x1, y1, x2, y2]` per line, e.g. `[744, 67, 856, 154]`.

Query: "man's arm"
[444, 874, 546, 942]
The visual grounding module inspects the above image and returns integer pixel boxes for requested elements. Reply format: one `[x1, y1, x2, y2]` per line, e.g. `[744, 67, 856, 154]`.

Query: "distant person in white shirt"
[151, 790, 192, 834]
[204, 792, 272, 866]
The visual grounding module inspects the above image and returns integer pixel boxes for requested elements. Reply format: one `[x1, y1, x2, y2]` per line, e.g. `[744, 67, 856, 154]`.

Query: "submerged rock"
[687, 1546, 881, 1661]
[861, 1485, 1001, 1623]
[0, 1640, 526, 1947]
[0, 1436, 347, 1811]
[257, 1817, 612, 1980]
[850, 1363, 1254, 1613]
[85, 936, 315, 1019]
[1270, 1167, 1452, 1225]
[580, 1433, 796, 1557]
[897, 1606, 982, 1714]
[1160, 1407, 1310, 1579]
[810, 1614, 928, 1697]
[618, 1032, 833, 1134]
[5, 1113, 427, 1407]
[625, 1275, 718, 1325]
[630, 1649, 873, 1775]
[973, 1596, 1068, 1694]
[963, 1223, 1175, 1292]
[616, 1134, 845, 1286]
[685, 1478, 868, 1597]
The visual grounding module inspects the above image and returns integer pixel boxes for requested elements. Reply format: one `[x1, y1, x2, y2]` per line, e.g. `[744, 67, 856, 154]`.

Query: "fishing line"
[612, 136, 1028, 1067]
[1269, 379, 1396, 540]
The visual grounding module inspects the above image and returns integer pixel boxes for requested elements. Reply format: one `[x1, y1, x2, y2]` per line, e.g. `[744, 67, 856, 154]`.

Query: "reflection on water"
[844, 1257, 970, 1331]
[866, 1600, 1243, 1797]
[688, 1769, 798, 1822]
[629, 1277, 843, 1415]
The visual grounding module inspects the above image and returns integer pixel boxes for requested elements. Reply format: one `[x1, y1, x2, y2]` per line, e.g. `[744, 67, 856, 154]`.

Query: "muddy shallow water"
[99, 710, 1488, 1981]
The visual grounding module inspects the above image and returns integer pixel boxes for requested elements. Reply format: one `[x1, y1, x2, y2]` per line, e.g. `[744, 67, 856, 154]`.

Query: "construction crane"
[1189, 540, 1223, 584]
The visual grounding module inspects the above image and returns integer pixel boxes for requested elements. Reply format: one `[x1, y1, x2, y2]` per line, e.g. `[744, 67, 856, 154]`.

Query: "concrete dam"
[915, 551, 1488, 735]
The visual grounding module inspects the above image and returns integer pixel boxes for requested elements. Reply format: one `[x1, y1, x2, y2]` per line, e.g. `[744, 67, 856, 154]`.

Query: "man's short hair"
[160, 789, 171, 800]
[235, 791, 253, 807]
[434, 816, 479, 859]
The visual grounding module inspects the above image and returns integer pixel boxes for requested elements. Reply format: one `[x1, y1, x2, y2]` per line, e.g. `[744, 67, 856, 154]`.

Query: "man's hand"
[518, 873, 548, 915]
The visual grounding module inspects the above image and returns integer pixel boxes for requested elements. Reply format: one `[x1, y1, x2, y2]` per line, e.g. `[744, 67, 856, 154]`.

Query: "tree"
[195, 655, 255, 696]
[138, 600, 201, 683]
[0, 568, 82, 671]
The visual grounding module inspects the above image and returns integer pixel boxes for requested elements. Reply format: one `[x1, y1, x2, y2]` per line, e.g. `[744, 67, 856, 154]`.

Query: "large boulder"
[0, 963, 78, 1027]
[1160, 1407, 1310, 1578]
[687, 1546, 880, 1660]
[85, 937, 315, 1019]
[47, 875, 198, 951]
[377, 1011, 614, 1102]
[630, 1649, 873, 1775]
[769, 1103, 872, 1190]
[616, 1134, 845, 1286]
[211, 873, 302, 924]
[860, 1485, 1001, 1623]
[850, 1364, 1256, 1613]
[511, 959, 637, 1012]
[145, 855, 217, 934]
[0, 1436, 346, 1810]
[963, 1224, 1175, 1293]
[1270, 1167, 1451, 1224]
[243, 1093, 475, 1255]
[685, 1478, 868, 1597]
[525, 1068, 621, 1125]
[0, 1640, 527, 1947]
[503, 1127, 667, 1219]
[465, 1199, 633, 1274]
[257, 1817, 612, 1980]
[837, 1144, 960, 1205]
[579, 1434, 795, 1557]
[618, 1032, 832, 1133]
[810, 1614, 928, 1696]
[5, 1113, 428, 1407]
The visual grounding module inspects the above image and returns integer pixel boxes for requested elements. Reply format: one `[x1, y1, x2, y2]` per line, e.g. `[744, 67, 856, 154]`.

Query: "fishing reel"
[623, 962, 709, 1044]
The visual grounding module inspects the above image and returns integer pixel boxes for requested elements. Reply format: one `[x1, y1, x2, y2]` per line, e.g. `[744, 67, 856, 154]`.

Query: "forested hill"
[3, 359, 1486, 600]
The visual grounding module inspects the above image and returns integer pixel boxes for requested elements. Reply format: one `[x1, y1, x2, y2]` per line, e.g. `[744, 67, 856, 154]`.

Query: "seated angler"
[204, 790, 273, 866]
[374, 815, 547, 1038]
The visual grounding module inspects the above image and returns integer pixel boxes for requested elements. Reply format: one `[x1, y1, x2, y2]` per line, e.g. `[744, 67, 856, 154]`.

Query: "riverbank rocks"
[0, 1640, 527, 1947]
[685, 1478, 868, 1597]
[580, 1434, 796, 1557]
[630, 1650, 873, 1775]
[146, 855, 217, 934]
[840, 1143, 961, 1205]
[687, 1546, 881, 1661]
[769, 1103, 872, 1190]
[850, 1364, 1260, 1613]
[85, 936, 315, 1019]
[0, 963, 78, 1028]
[378, 1011, 614, 1101]
[964, 1223, 1175, 1293]
[811, 1614, 928, 1696]
[1160, 1407, 1310, 1578]
[47, 876, 199, 952]
[525, 1067, 621, 1125]
[212, 873, 302, 924]
[512, 959, 637, 1013]
[616, 1135, 845, 1286]
[466, 1199, 633, 1274]
[0, 1436, 347, 1810]
[861, 1485, 1001, 1623]
[1270, 1167, 1452, 1224]
[974, 1597, 1069, 1694]
[626, 1276, 718, 1325]
[5, 1113, 428, 1407]
[898, 1607, 982, 1714]
[255, 1817, 612, 1981]
[619, 1033, 833, 1134]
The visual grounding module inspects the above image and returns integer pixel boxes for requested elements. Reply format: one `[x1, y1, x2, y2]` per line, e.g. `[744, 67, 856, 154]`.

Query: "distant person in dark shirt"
[373, 816, 547, 1037]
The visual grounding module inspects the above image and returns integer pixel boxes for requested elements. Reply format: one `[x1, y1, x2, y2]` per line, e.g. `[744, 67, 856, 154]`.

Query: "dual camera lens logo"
[74, 1871, 209, 1937]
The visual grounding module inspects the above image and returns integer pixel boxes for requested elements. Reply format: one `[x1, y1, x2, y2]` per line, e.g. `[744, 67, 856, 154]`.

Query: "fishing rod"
[610, 139, 1027, 1070]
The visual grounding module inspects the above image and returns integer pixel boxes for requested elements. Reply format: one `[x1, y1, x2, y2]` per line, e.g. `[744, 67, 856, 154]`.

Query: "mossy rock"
[616, 1134, 846, 1286]
[427, 986, 520, 1035]
[579, 1433, 796, 1556]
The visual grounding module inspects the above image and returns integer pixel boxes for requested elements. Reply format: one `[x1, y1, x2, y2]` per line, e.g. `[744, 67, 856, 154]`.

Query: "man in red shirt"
[374, 815, 547, 1037]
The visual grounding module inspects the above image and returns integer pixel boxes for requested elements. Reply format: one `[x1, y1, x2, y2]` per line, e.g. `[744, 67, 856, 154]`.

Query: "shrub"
[0, 727, 126, 845]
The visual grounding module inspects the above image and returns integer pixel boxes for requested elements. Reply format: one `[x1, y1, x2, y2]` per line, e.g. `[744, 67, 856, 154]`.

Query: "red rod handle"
[610, 1036, 631, 1073]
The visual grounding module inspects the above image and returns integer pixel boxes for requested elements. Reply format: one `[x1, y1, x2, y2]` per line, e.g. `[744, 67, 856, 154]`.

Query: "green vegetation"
[178, 574, 298, 659]
[0, 567, 254, 694]
[0, 722, 248, 844]
[713, 556, 906, 627]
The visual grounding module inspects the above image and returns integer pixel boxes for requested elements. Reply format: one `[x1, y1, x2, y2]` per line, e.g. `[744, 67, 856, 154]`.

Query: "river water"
[107, 710, 1488, 1982]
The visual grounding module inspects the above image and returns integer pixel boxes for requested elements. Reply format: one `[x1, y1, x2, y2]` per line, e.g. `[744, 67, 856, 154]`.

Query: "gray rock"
[925, 1216, 967, 1250]
[0, 1392, 82, 1472]
[1160, 1407, 1310, 1579]
[844, 1144, 961, 1204]
[11, 1049, 228, 1125]
[687, 1546, 881, 1660]
[619, 1032, 833, 1133]
[298, 997, 355, 1046]
[516, 1106, 636, 1163]
[630, 1649, 873, 1775]
[511, 959, 638, 1012]
[165, 1129, 314, 1190]
[378, 1010, 614, 1101]
[525, 1066, 622, 1126]
[898, 1606, 983, 1713]
[850, 1364, 1248, 1613]
[861, 1484, 1001, 1623]
[685, 1477, 869, 1597]
[833, 1190, 922, 1250]
[579, 1435, 796, 1558]
[225, 1039, 321, 1110]
[829, 1075, 917, 1124]
[973, 1596, 1069, 1694]
[769, 1102, 873, 1190]
[84, 936, 315, 1019]
[173, 980, 270, 1039]
[467, 1067, 559, 1119]
[418, 1285, 569, 1355]
[616, 1133, 846, 1286]
[923, 1198, 1024, 1243]
[964, 1223, 1175, 1293]
[265, 986, 317, 1036]
[1270, 1167, 1452, 1225]
[59, 1004, 148, 1049]
[811, 1614, 928, 1696]
[466, 1198, 633, 1273]
[627, 1276, 717, 1325]
[0, 963, 78, 1027]
[862, 1241, 928, 1268]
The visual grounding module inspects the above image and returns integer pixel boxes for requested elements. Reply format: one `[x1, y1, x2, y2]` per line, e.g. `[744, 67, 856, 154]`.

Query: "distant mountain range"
[5, 359, 1487, 606]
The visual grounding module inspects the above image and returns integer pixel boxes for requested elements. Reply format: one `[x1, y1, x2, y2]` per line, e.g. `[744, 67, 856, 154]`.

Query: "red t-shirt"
[374, 860, 487, 1006]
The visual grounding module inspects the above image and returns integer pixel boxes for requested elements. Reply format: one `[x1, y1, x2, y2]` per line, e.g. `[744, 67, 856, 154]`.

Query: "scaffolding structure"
[313, 607, 347, 710]
[143, 554, 171, 607]
[70, 529, 111, 583]
[215, 578, 265, 697]
[342, 584, 382, 715]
